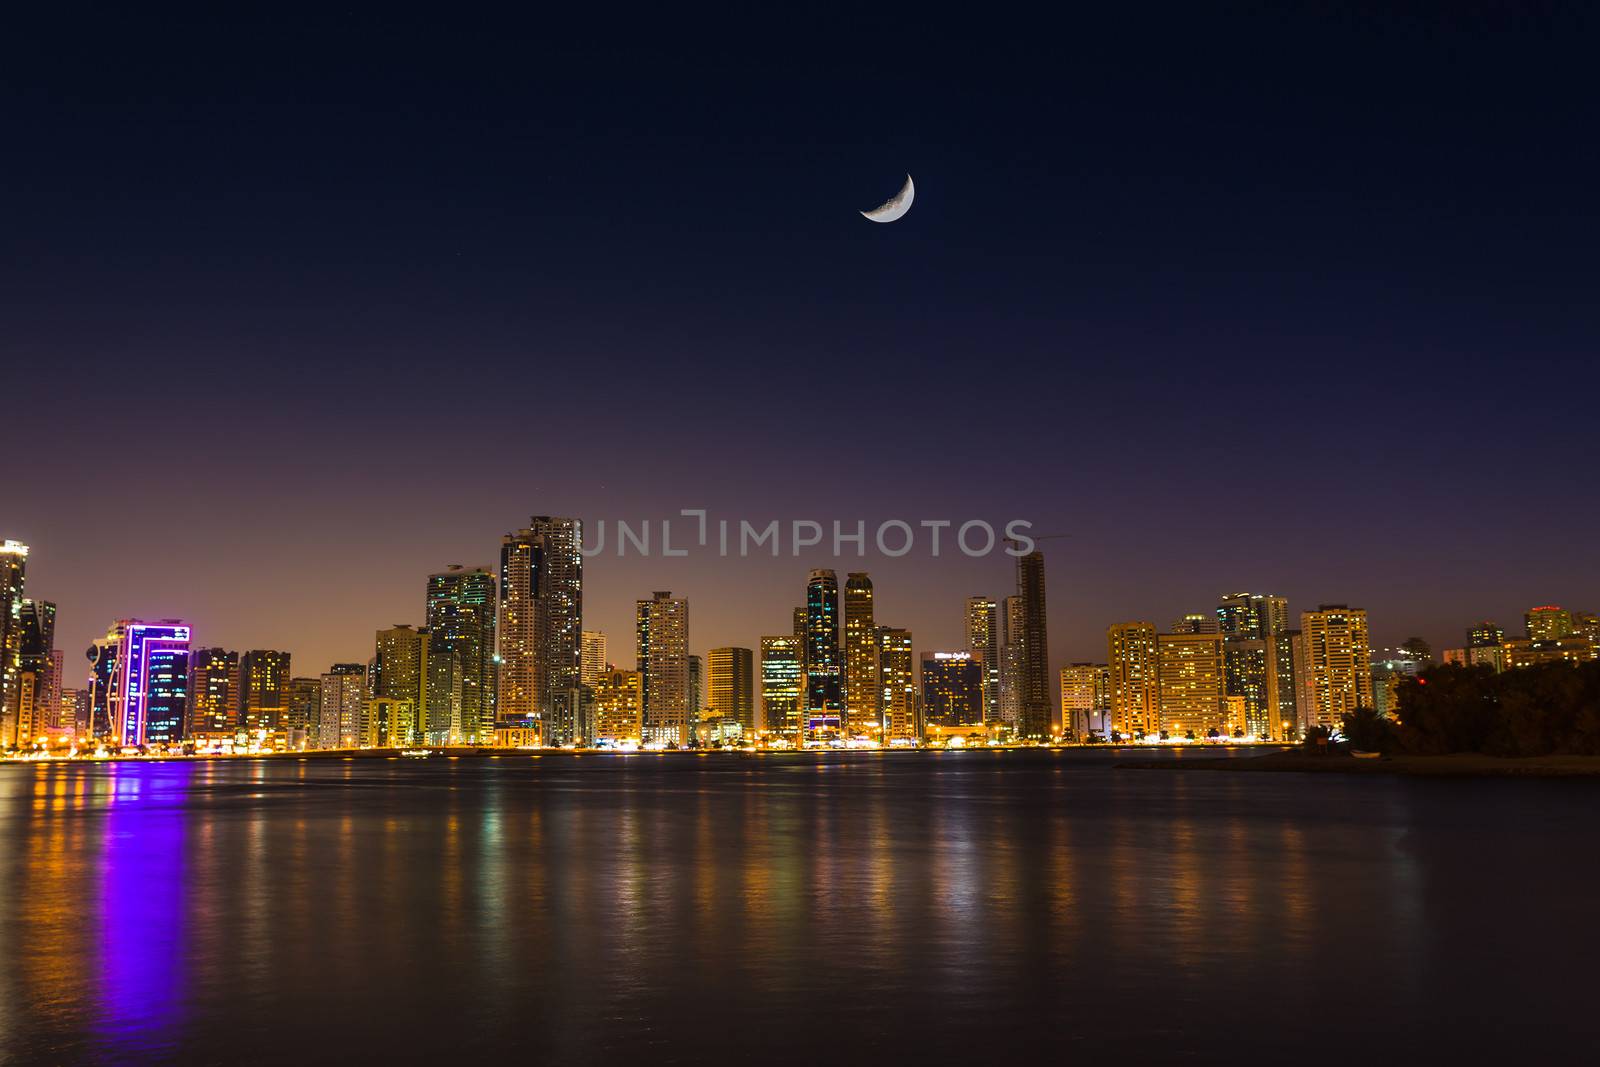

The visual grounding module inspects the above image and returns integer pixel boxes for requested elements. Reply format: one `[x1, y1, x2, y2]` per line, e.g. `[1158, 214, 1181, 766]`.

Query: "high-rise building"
[688, 654, 703, 720]
[580, 630, 608, 686]
[287, 677, 322, 747]
[91, 620, 191, 749]
[998, 595, 1024, 727]
[240, 650, 291, 732]
[0, 540, 28, 747]
[793, 606, 806, 639]
[498, 517, 583, 742]
[842, 573, 879, 736]
[1525, 605, 1575, 642]
[965, 596, 1000, 725]
[760, 635, 804, 742]
[1108, 622, 1159, 739]
[591, 668, 644, 744]
[1059, 663, 1110, 738]
[1296, 605, 1372, 732]
[320, 664, 367, 749]
[1014, 552, 1052, 739]
[1217, 592, 1295, 740]
[637, 591, 689, 745]
[1169, 612, 1219, 634]
[427, 565, 497, 744]
[374, 624, 457, 747]
[921, 651, 984, 736]
[706, 647, 755, 735]
[803, 570, 843, 737]
[1502, 637, 1596, 670]
[60, 687, 88, 737]
[188, 647, 240, 737]
[878, 627, 917, 742]
[1157, 631, 1227, 737]
[13, 598, 57, 747]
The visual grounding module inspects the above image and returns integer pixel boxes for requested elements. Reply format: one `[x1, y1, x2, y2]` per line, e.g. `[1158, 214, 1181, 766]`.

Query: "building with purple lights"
[99, 620, 191, 749]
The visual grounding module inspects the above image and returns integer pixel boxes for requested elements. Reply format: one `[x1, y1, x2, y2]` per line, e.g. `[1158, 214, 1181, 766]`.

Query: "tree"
[1340, 706, 1397, 754]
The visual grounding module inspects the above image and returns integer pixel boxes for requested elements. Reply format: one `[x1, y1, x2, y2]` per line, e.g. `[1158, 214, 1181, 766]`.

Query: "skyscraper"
[240, 650, 291, 732]
[591, 668, 644, 744]
[998, 595, 1024, 727]
[843, 573, 879, 736]
[637, 591, 689, 745]
[1217, 592, 1294, 740]
[320, 664, 367, 749]
[1157, 631, 1227, 737]
[0, 540, 28, 747]
[1296, 605, 1372, 733]
[1525, 605, 1575, 641]
[965, 595, 1000, 726]
[188, 647, 240, 737]
[14, 598, 56, 748]
[95, 620, 191, 749]
[706, 646, 755, 735]
[1014, 551, 1052, 739]
[759, 634, 804, 743]
[287, 676, 322, 747]
[688, 654, 703, 721]
[498, 517, 583, 742]
[1108, 622, 1159, 739]
[921, 651, 984, 738]
[803, 569, 843, 737]
[580, 630, 608, 686]
[878, 627, 917, 742]
[427, 565, 497, 744]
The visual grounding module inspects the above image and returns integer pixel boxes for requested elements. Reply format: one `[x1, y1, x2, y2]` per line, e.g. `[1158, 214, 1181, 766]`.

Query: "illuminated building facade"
[1502, 637, 1596, 670]
[1157, 631, 1226, 736]
[287, 676, 322, 746]
[803, 569, 842, 736]
[759, 635, 803, 741]
[0, 540, 27, 747]
[637, 591, 689, 745]
[1525, 605, 1574, 642]
[706, 646, 754, 735]
[427, 565, 497, 744]
[921, 651, 984, 737]
[592, 668, 644, 743]
[843, 573, 879, 735]
[498, 517, 583, 742]
[580, 630, 608, 686]
[320, 664, 367, 748]
[1295, 605, 1372, 732]
[240, 650, 291, 731]
[998, 594, 1023, 726]
[965, 595, 1000, 725]
[1060, 663, 1109, 738]
[187, 647, 240, 736]
[13, 598, 56, 747]
[878, 627, 917, 741]
[1108, 622, 1159, 738]
[1217, 592, 1294, 739]
[100, 620, 192, 748]
[1014, 552, 1052, 739]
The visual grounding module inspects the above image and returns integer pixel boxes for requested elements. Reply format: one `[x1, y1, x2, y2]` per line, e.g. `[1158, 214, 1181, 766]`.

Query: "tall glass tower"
[804, 569, 842, 736]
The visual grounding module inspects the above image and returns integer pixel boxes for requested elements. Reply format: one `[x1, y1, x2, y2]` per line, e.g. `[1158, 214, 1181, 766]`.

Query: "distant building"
[706, 647, 754, 735]
[363, 697, 412, 748]
[1013, 552, 1052, 739]
[637, 591, 689, 745]
[188, 647, 240, 737]
[92, 620, 192, 749]
[499, 517, 583, 743]
[1157, 632, 1227, 736]
[965, 596, 1000, 725]
[803, 570, 843, 737]
[591, 668, 644, 744]
[286, 677, 322, 749]
[1295, 605, 1372, 733]
[580, 630, 608, 686]
[998, 595, 1024, 727]
[759, 635, 804, 742]
[688, 654, 703, 721]
[427, 565, 497, 744]
[1217, 592, 1294, 740]
[1502, 637, 1596, 670]
[240, 650, 291, 732]
[921, 651, 984, 738]
[1525, 605, 1574, 642]
[1169, 612, 1218, 635]
[0, 540, 29, 747]
[1108, 622, 1160, 738]
[319, 665, 367, 749]
[879, 627, 917, 742]
[1060, 663, 1109, 739]
[14, 598, 57, 747]
[844, 573, 879, 736]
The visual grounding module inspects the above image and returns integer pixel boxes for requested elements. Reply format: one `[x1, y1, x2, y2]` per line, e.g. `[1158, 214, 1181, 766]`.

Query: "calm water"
[0, 749, 1594, 1064]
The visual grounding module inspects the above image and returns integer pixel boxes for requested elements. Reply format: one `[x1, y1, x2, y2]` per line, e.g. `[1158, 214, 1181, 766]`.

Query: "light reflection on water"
[0, 750, 1594, 1064]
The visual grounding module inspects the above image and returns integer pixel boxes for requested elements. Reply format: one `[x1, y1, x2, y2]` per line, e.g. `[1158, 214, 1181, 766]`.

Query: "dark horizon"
[5, 5, 1598, 675]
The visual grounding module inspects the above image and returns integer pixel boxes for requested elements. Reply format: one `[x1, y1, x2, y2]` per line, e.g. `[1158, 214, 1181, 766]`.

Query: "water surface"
[0, 750, 1593, 1063]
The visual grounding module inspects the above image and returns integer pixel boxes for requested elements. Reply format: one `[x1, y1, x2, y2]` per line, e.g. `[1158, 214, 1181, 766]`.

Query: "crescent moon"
[861, 174, 914, 223]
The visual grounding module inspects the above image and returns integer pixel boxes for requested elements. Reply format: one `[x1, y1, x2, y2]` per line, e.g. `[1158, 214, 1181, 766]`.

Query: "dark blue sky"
[5, 4, 1598, 673]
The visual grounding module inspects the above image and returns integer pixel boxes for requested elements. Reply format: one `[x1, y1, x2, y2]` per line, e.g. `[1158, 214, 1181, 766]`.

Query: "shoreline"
[1114, 751, 1600, 778]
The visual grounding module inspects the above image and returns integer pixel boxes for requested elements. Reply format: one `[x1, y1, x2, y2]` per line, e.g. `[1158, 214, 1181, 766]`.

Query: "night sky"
[6, 5, 1598, 680]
